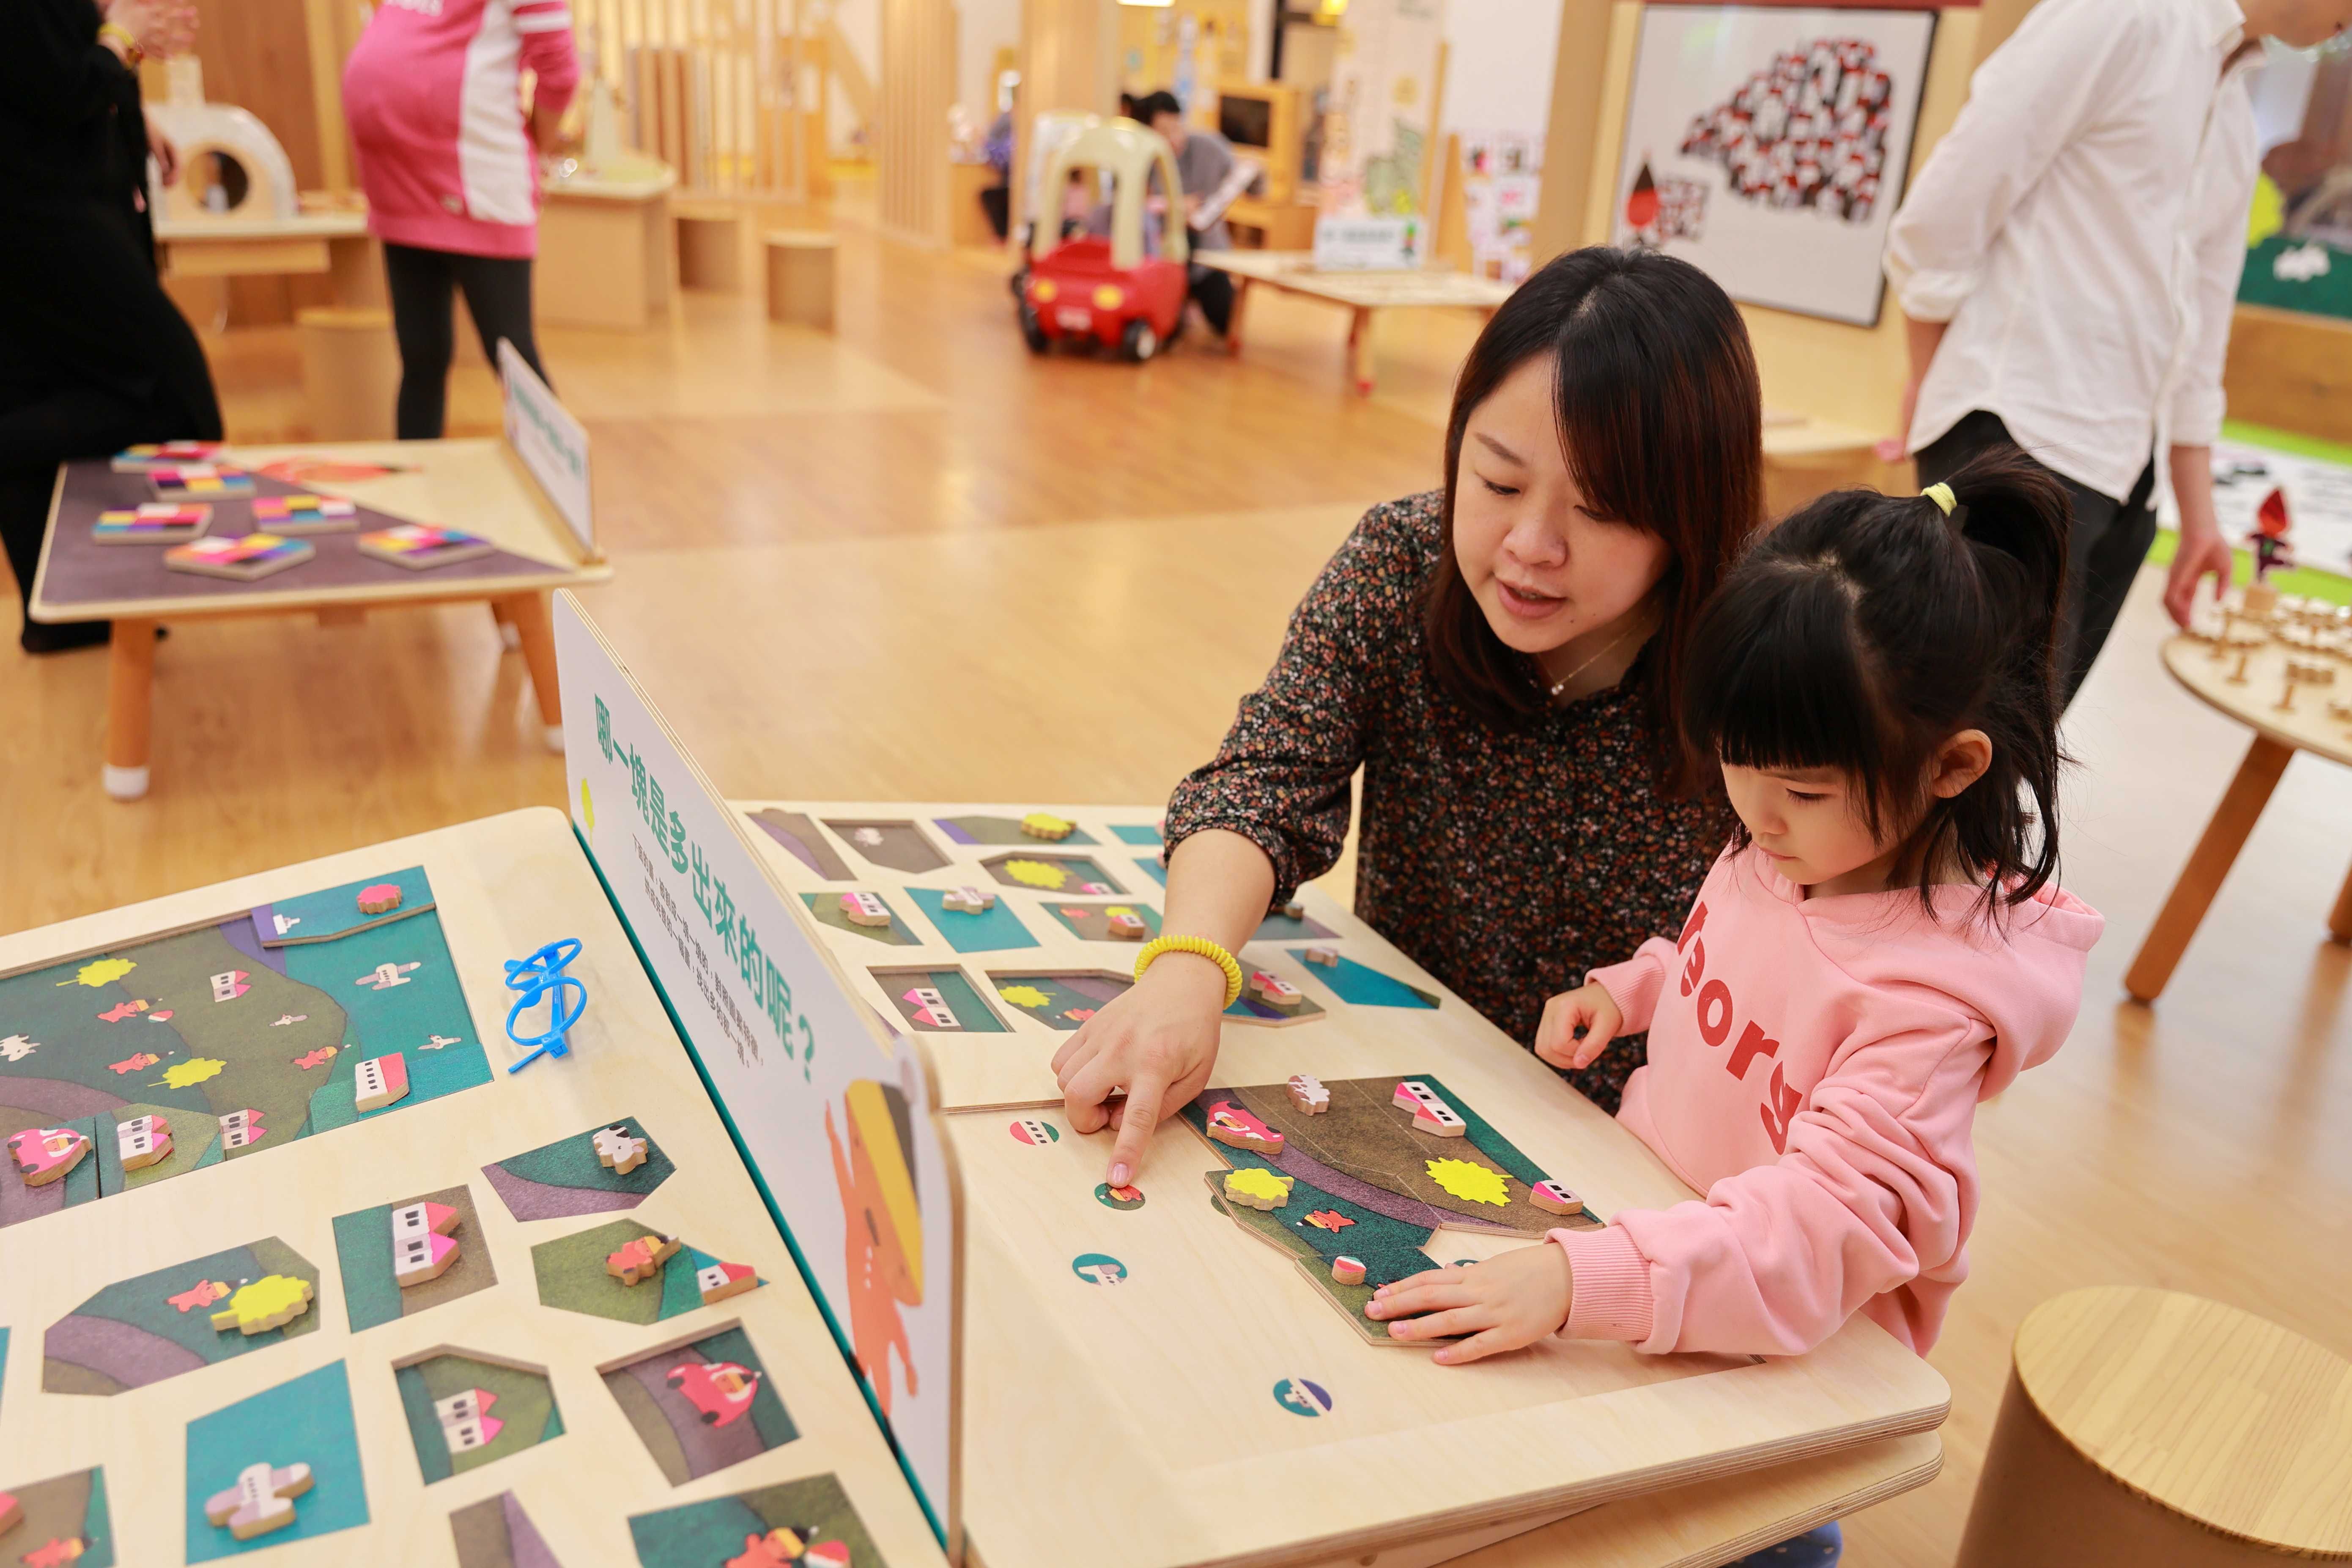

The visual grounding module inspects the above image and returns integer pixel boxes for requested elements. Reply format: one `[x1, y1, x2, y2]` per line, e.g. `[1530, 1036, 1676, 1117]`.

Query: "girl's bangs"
[1687, 573, 1889, 781]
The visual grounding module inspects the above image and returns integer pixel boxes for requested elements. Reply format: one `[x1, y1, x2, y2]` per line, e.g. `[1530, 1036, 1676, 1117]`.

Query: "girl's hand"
[1532, 981, 1622, 1071]
[1367, 1245, 1573, 1364]
[1051, 951, 1226, 1189]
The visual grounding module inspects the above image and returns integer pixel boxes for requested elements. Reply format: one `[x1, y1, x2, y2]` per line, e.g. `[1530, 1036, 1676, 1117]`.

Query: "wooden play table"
[2124, 629, 2352, 1000]
[30, 439, 609, 801]
[1195, 250, 1516, 395]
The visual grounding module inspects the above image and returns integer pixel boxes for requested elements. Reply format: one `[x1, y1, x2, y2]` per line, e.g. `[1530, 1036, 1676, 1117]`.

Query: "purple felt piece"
[502, 1493, 562, 1568]
[1263, 1145, 1478, 1232]
[2, 1077, 129, 1119]
[932, 818, 979, 845]
[220, 912, 290, 977]
[0, 1165, 65, 1228]
[480, 1163, 647, 1221]
[39, 460, 565, 613]
[44, 1312, 206, 1391]
[622, 1354, 767, 1480]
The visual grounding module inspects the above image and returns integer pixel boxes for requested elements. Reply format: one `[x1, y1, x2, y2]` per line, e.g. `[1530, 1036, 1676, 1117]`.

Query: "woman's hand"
[1367, 1245, 1573, 1364]
[148, 123, 180, 186]
[1532, 981, 1622, 1071]
[1052, 951, 1227, 1188]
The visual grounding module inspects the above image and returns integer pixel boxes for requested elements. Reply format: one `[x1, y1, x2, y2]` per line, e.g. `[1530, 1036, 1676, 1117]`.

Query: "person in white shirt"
[1881, 0, 2352, 705]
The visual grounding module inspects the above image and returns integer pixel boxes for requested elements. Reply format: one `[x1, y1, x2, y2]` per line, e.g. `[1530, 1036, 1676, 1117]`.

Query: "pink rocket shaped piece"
[1204, 1099, 1285, 1154]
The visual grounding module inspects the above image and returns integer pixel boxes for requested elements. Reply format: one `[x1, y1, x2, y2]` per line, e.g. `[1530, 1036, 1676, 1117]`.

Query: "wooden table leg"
[1225, 277, 1250, 357]
[490, 598, 520, 650]
[2330, 858, 2352, 944]
[2124, 735, 2294, 1001]
[1347, 306, 1376, 395]
[502, 591, 566, 753]
[102, 619, 160, 801]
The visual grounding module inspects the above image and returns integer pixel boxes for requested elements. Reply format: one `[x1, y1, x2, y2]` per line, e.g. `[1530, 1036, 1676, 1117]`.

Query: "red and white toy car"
[666, 1360, 762, 1427]
[1017, 119, 1190, 363]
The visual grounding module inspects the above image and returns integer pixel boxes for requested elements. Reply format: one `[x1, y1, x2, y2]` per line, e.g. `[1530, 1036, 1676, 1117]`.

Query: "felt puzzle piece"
[211, 1275, 315, 1337]
[819, 819, 949, 874]
[1394, 1080, 1468, 1138]
[625, 1472, 885, 1568]
[252, 867, 436, 947]
[800, 892, 921, 946]
[203, 1461, 313, 1541]
[1205, 1099, 1285, 1155]
[482, 1119, 675, 1221]
[987, 970, 1131, 1031]
[1200, 1166, 1453, 1346]
[932, 813, 1099, 847]
[1039, 901, 1164, 944]
[449, 1491, 564, 1568]
[392, 1349, 564, 1484]
[8, 1127, 91, 1187]
[333, 1185, 496, 1332]
[1287, 948, 1439, 1009]
[183, 1360, 367, 1562]
[0, 1470, 112, 1568]
[743, 809, 856, 880]
[600, 1324, 797, 1486]
[353, 1051, 409, 1112]
[530, 1220, 765, 1324]
[981, 851, 1125, 895]
[1252, 906, 1337, 942]
[1223, 1167, 1294, 1211]
[868, 965, 1009, 1034]
[900, 887, 1037, 954]
[1288, 1074, 1331, 1115]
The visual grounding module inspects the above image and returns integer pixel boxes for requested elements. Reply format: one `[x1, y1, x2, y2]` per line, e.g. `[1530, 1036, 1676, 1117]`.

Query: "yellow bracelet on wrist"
[99, 21, 143, 63]
[1135, 933, 1244, 1008]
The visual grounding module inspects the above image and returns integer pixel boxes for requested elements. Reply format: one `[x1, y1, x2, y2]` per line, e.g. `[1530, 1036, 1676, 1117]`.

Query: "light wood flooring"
[3, 187, 2347, 1565]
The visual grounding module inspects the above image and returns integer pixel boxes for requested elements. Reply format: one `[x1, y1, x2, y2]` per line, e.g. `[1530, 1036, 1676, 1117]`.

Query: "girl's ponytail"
[1941, 448, 2073, 691]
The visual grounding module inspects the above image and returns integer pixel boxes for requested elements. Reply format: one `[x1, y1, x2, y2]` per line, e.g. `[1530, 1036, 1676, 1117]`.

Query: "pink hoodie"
[343, 0, 580, 259]
[1555, 844, 2101, 1358]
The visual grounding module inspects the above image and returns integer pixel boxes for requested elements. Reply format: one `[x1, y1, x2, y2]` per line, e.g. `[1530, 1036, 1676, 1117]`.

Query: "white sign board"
[1316, 0, 1447, 269]
[1313, 216, 1421, 271]
[499, 340, 595, 557]
[1610, 7, 1936, 328]
[555, 593, 962, 1553]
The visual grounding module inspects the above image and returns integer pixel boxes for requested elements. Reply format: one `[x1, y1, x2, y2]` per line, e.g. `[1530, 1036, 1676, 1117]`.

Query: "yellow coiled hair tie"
[1923, 481, 1957, 516]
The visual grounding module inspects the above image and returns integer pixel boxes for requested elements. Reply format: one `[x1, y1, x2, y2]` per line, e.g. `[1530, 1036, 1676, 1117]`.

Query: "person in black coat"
[0, 0, 223, 653]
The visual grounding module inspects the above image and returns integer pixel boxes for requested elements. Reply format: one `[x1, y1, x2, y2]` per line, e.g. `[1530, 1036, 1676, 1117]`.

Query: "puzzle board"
[0, 810, 947, 1568]
[733, 801, 1951, 1568]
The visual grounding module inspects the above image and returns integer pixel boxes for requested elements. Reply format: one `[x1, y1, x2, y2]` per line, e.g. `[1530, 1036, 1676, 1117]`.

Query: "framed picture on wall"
[1611, 5, 1939, 327]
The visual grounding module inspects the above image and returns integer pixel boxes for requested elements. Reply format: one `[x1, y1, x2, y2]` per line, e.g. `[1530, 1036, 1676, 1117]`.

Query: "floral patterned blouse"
[1165, 492, 1725, 1113]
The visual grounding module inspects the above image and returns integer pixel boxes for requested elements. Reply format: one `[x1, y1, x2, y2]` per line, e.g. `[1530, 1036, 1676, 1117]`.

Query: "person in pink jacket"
[342, 0, 579, 439]
[1368, 447, 2103, 1564]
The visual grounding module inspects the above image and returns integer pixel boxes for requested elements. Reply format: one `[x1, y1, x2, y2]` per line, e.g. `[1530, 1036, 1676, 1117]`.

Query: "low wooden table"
[539, 160, 678, 329]
[1195, 250, 1516, 395]
[30, 439, 611, 801]
[2124, 630, 2352, 1000]
[154, 207, 381, 322]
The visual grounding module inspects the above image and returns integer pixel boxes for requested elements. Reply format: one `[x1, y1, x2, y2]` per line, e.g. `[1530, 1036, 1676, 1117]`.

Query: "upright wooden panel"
[880, 0, 957, 247]
[1528, 0, 1620, 268]
[1015, 0, 1119, 235]
[2224, 305, 2352, 447]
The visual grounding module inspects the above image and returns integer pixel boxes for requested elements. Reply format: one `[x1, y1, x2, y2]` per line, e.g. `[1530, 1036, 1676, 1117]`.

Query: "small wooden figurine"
[2245, 487, 2294, 619]
[1303, 945, 1339, 967]
[1247, 971, 1305, 1013]
[1223, 1167, 1294, 1211]
[594, 1123, 650, 1174]
[210, 1275, 316, 1336]
[1530, 1179, 1581, 1216]
[840, 891, 893, 928]
[353, 1052, 410, 1112]
[942, 885, 997, 914]
[2276, 657, 2334, 714]
[1330, 1255, 1367, 1286]
[392, 1200, 463, 1287]
[1203, 1099, 1285, 1154]
[218, 1107, 267, 1150]
[210, 968, 250, 1000]
[1393, 1080, 1467, 1138]
[1105, 910, 1149, 940]
[355, 960, 421, 991]
[204, 1461, 314, 1541]
[696, 1258, 760, 1305]
[434, 1388, 503, 1453]
[1286, 1074, 1330, 1115]
[902, 986, 962, 1029]
[608, 1231, 683, 1285]
[1280, 899, 1306, 921]
[1020, 811, 1076, 841]
[6, 1126, 91, 1187]
[116, 1113, 173, 1171]
[356, 883, 403, 915]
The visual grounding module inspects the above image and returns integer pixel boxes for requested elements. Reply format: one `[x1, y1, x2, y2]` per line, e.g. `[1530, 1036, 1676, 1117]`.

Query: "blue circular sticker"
[1272, 1376, 1333, 1417]
[1071, 1253, 1128, 1286]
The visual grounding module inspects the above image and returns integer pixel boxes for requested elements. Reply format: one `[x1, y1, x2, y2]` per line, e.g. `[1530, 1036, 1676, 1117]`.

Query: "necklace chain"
[1544, 610, 1656, 699]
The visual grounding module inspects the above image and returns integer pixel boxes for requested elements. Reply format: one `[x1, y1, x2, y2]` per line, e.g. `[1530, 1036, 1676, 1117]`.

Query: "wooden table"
[734, 798, 1949, 1568]
[0, 809, 950, 1568]
[2124, 632, 2352, 1000]
[154, 208, 382, 323]
[538, 160, 678, 330]
[1195, 250, 1516, 395]
[30, 439, 610, 802]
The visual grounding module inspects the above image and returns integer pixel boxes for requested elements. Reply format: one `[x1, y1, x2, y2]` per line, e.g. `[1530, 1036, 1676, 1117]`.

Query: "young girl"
[1367, 448, 2103, 1371]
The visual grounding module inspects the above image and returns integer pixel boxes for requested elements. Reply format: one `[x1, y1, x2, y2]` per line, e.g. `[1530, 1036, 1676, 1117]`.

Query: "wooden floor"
[4, 186, 2347, 1565]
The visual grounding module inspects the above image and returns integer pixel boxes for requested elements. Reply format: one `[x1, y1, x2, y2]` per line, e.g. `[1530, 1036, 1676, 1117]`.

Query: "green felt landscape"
[933, 813, 1099, 846]
[1288, 949, 1439, 1009]
[627, 1472, 884, 1568]
[0, 1467, 115, 1568]
[988, 971, 1131, 1031]
[603, 1324, 797, 1486]
[980, 851, 1126, 896]
[184, 1360, 367, 1561]
[1039, 899, 1162, 944]
[800, 892, 922, 946]
[821, 820, 948, 874]
[331, 1184, 495, 1332]
[394, 1351, 565, 1484]
[531, 1219, 762, 1324]
[1202, 1164, 1433, 1343]
[253, 866, 436, 946]
[45, 1237, 320, 1395]
[871, 966, 1009, 1033]
[899, 887, 1039, 953]
[481, 1118, 676, 1221]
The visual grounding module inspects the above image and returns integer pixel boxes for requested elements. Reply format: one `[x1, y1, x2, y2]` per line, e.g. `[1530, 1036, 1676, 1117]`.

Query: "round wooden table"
[1956, 1287, 2352, 1565]
[2124, 631, 2352, 1001]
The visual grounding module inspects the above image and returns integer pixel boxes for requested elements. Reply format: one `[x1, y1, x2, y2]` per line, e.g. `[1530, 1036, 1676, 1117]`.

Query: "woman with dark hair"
[1052, 246, 1764, 1187]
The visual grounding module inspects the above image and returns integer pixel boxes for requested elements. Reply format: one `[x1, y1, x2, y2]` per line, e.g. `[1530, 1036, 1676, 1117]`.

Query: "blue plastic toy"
[504, 938, 586, 1074]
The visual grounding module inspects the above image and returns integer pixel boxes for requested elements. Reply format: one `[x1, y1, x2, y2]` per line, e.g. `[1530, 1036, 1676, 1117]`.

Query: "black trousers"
[382, 242, 551, 440]
[1916, 408, 2157, 709]
[1187, 260, 1235, 337]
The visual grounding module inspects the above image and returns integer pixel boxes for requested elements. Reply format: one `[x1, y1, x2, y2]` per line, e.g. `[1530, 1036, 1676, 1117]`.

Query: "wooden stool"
[675, 202, 746, 291]
[764, 230, 838, 330]
[1957, 1287, 2352, 1567]
[296, 306, 399, 441]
